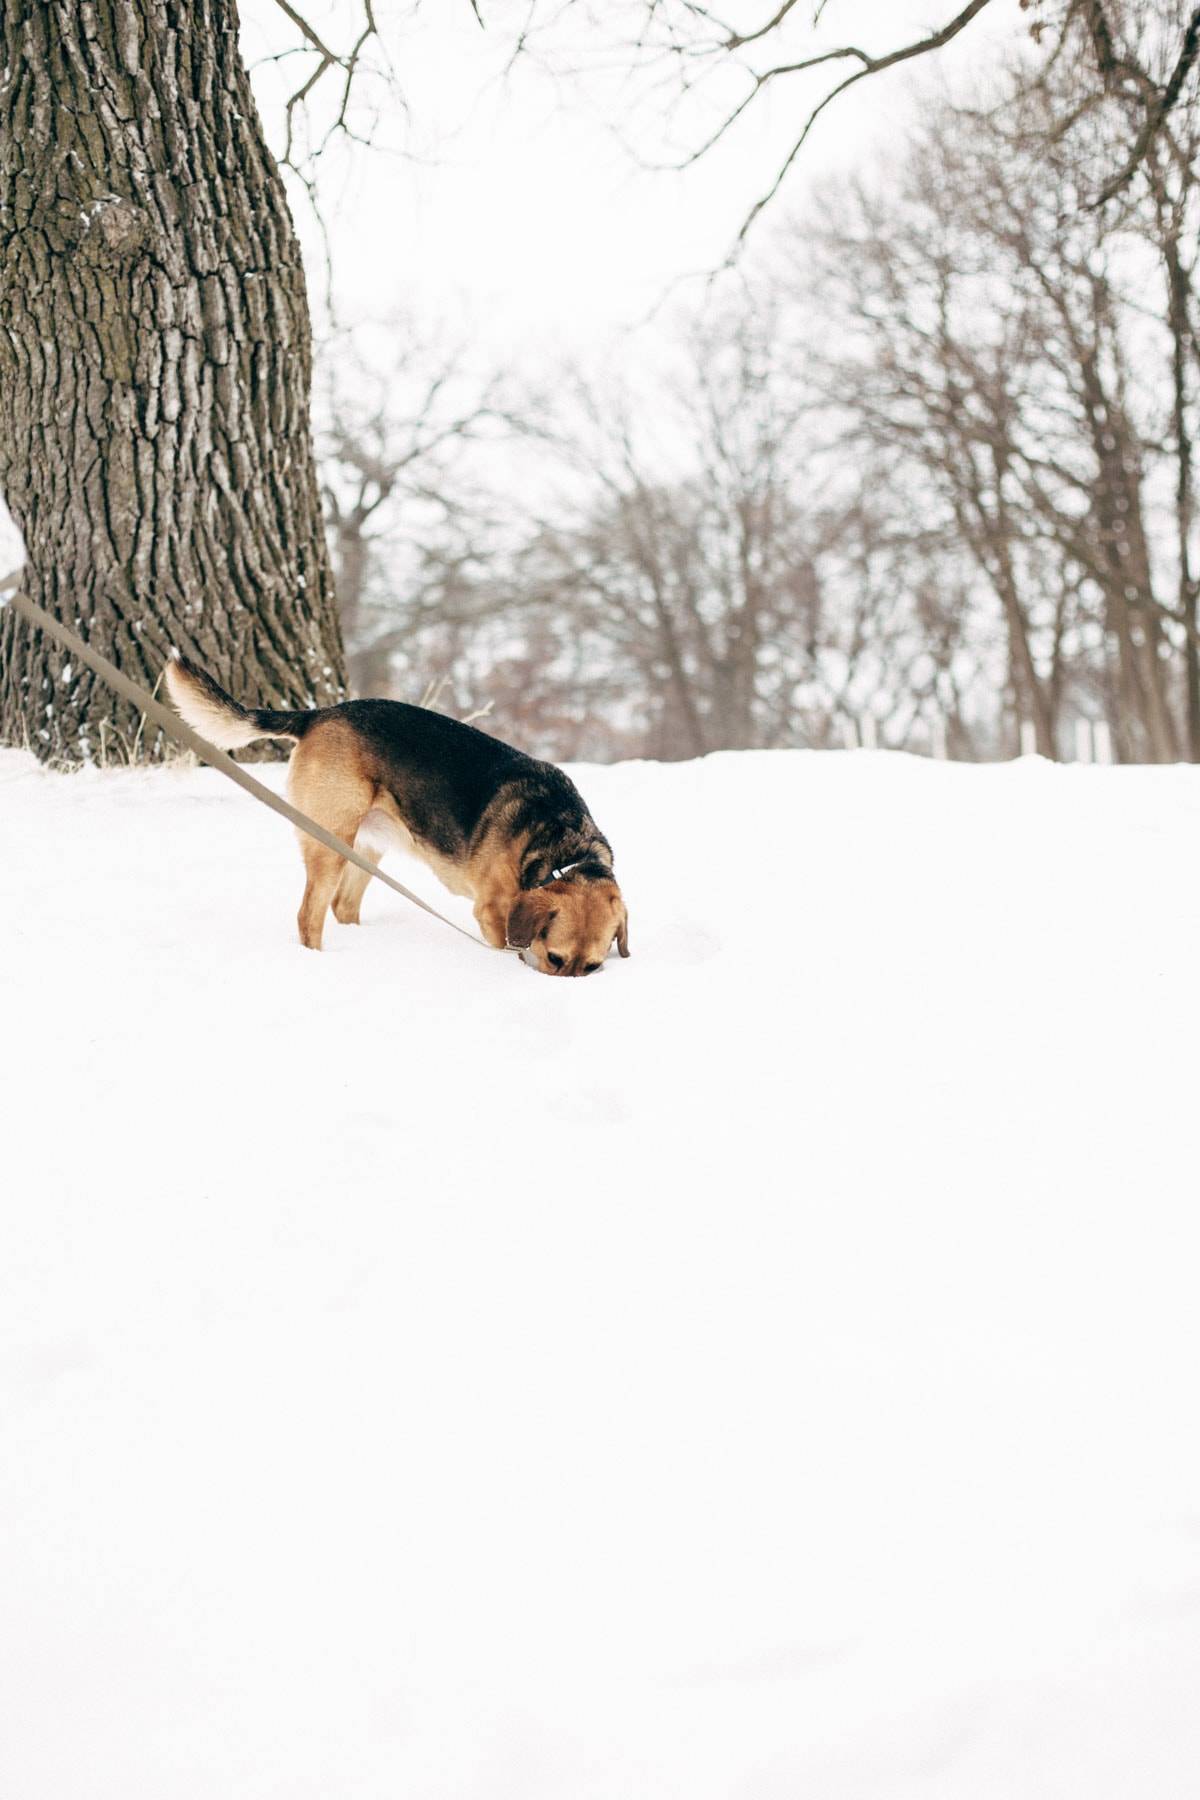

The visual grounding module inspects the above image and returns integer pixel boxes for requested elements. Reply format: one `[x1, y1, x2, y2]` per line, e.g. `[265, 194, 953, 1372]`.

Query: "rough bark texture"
[0, 0, 345, 764]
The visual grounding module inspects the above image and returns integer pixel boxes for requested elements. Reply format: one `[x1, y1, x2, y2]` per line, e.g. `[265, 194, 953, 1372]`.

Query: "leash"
[0, 570, 502, 952]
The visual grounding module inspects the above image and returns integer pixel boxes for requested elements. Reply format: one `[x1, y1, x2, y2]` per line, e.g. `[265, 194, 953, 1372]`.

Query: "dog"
[163, 654, 630, 975]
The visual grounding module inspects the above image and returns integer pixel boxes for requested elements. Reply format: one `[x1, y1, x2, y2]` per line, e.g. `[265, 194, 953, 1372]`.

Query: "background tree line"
[324, 7, 1199, 763]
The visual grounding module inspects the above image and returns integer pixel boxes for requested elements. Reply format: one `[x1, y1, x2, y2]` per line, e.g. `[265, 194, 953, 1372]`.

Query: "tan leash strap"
[5, 583, 499, 951]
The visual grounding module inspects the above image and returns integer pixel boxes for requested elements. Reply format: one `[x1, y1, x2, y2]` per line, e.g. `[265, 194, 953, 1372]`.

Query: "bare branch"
[724, 1, 803, 52]
[1090, 4, 1200, 205]
[1079, 0, 1118, 84]
[656, 0, 994, 177]
[729, 0, 994, 253]
[270, 0, 338, 64]
[1161, 8, 1200, 115]
[269, 0, 396, 198]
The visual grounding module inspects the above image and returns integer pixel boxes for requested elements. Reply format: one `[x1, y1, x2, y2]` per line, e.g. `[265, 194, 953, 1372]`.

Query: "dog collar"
[523, 852, 612, 890]
[525, 858, 584, 888]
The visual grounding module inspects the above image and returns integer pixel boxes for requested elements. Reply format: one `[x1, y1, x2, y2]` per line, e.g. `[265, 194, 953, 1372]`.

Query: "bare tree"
[390, 313, 992, 762]
[1139, 57, 1200, 753]
[317, 323, 534, 699]
[803, 39, 1197, 759]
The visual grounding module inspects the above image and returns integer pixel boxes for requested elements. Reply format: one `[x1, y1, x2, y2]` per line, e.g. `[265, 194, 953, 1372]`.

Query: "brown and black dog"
[164, 654, 629, 975]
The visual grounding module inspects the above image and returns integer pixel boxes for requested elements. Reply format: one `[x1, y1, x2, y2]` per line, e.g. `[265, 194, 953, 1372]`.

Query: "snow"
[0, 494, 24, 580]
[2, 743, 1199, 1799]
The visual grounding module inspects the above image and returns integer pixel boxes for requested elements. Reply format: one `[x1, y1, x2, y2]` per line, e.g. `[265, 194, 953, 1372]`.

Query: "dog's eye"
[547, 952, 565, 969]
[583, 962, 600, 974]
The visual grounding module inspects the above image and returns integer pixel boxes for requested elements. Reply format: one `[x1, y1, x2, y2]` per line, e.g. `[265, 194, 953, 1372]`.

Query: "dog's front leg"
[474, 897, 510, 949]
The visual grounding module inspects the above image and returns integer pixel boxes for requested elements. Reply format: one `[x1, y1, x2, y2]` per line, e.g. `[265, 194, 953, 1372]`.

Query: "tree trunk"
[0, 0, 345, 765]
[1076, 315, 1177, 761]
[329, 512, 387, 696]
[1164, 227, 1200, 760]
[964, 458, 1057, 758]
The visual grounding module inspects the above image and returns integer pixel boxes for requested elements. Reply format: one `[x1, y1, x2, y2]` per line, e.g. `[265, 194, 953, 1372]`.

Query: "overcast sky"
[241, 1, 1024, 362]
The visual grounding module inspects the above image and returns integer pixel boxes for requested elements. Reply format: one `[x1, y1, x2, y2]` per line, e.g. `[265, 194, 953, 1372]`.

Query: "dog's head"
[506, 878, 630, 976]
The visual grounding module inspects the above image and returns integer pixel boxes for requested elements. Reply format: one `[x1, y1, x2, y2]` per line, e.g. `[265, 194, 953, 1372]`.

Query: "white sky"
[240, 0, 1024, 362]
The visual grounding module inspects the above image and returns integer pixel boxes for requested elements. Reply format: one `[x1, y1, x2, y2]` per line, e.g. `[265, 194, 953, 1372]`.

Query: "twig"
[728, 0, 994, 254]
[1091, 6, 1200, 205]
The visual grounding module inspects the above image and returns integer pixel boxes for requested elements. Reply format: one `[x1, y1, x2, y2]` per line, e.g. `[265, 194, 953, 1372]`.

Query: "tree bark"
[1164, 227, 1199, 759]
[0, 0, 345, 764]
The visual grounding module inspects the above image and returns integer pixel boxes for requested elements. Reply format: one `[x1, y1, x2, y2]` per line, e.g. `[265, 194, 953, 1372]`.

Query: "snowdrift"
[2, 744, 1199, 1798]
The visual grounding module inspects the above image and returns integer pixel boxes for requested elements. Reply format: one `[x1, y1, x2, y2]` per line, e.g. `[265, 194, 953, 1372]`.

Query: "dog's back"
[165, 653, 585, 859]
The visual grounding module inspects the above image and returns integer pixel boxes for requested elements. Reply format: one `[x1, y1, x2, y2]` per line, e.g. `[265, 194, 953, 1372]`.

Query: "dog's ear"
[616, 905, 630, 958]
[506, 892, 551, 949]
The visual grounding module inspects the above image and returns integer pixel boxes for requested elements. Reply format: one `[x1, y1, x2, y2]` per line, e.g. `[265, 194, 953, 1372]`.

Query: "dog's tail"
[163, 651, 317, 750]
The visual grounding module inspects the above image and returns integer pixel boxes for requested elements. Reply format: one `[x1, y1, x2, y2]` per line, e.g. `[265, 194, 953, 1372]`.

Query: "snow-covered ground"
[2, 743, 1199, 1799]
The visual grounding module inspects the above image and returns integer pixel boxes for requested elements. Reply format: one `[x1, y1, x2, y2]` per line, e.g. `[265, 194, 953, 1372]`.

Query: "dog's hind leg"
[297, 842, 351, 950]
[288, 724, 374, 951]
[332, 848, 380, 926]
[331, 792, 416, 928]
